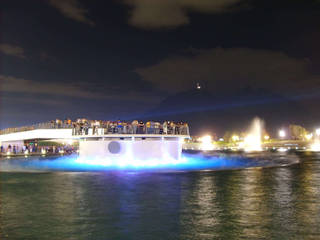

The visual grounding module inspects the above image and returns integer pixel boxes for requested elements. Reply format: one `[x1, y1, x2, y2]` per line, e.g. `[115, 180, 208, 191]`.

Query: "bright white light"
[305, 133, 313, 141]
[24, 150, 29, 155]
[41, 148, 46, 154]
[59, 150, 64, 154]
[316, 128, 320, 136]
[279, 130, 286, 138]
[310, 139, 320, 152]
[0, 129, 73, 142]
[200, 135, 214, 151]
[264, 135, 270, 140]
[6, 151, 11, 155]
[75, 156, 187, 168]
[232, 135, 239, 141]
[278, 147, 288, 152]
[243, 134, 262, 152]
[242, 118, 263, 152]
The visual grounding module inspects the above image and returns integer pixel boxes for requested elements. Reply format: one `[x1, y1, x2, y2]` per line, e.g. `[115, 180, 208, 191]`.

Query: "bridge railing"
[0, 122, 73, 135]
[72, 126, 189, 136]
[1, 121, 190, 136]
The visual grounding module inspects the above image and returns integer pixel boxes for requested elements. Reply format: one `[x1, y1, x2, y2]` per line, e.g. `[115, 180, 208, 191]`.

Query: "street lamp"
[305, 133, 313, 141]
[232, 135, 239, 142]
[279, 130, 286, 138]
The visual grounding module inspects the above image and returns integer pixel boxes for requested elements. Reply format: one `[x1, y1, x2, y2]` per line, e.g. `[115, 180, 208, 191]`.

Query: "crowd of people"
[71, 119, 189, 136]
[0, 144, 75, 155]
[0, 118, 189, 136]
[0, 118, 189, 155]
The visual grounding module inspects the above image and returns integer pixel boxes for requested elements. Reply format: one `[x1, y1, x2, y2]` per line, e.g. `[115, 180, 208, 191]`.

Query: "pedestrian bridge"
[0, 128, 189, 142]
[0, 129, 74, 142]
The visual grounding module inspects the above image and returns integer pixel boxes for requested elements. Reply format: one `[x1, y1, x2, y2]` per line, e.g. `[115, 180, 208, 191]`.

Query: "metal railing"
[72, 126, 189, 136]
[0, 121, 190, 136]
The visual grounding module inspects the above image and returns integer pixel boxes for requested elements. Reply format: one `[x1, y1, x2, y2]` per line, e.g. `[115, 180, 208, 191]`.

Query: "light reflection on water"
[1, 153, 320, 239]
[0, 152, 299, 172]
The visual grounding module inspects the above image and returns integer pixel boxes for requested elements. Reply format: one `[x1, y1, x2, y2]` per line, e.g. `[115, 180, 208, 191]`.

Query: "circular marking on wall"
[108, 141, 121, 154]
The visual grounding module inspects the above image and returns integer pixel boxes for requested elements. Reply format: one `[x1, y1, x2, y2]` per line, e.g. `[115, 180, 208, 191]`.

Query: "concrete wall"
[79, 138, 182, 160]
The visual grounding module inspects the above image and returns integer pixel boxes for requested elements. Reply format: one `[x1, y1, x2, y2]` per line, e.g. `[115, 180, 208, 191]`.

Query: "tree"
[289, 124, 307, 140]
[223, 131, 232, 143]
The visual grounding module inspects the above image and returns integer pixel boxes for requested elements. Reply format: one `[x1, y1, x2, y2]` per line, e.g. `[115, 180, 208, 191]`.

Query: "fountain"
[242, 117, 263, 152]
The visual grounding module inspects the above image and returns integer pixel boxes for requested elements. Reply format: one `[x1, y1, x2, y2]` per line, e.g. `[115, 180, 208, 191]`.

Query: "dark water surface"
[1, 153, 320, 239]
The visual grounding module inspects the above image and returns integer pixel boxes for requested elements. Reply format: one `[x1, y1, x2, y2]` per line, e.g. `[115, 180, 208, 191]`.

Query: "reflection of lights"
[232, 135, 239, 141]
[59, 150, 64, 154]
[24, 150, 29, 155]
[264, 135, 270, 140]
[200, 135, 214, 151]
[41, 148, 46, 155]
[305, 133, 313, 141]
[6, 151, 11, 155]
[75, 156, 187, 168]
[278, 147, 288, 152]
[279, 130, 286, 138]
[219, 138, 224, 142]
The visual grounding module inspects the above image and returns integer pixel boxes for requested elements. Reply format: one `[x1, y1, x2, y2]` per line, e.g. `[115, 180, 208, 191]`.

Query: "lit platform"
[78, 134, 189, 160]
[0, 128, 189, 161]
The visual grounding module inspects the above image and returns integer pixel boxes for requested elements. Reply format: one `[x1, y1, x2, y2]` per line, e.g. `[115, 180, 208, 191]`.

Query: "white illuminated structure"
[79, 135, 188, 160]
[0, 128, 189, 161]
[0, 129, 73, 150]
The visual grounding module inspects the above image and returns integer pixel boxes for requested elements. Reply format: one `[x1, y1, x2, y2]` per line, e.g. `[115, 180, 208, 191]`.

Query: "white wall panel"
[79, 139, 182, 160]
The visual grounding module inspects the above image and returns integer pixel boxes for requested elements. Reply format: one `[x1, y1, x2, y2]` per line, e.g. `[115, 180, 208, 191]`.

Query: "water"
[1, 153, 320, 239]
[243, 117, 264, 152]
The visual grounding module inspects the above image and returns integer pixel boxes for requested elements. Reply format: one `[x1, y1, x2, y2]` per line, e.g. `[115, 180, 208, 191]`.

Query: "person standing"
[163, 121, 167, 135]
[132, 120, 138, 134]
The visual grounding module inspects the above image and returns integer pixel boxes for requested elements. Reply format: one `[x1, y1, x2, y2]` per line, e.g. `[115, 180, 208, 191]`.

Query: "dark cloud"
[48, 0, 94, 26]
[0, 75, 101, 99]
[0, 74, 162, 103]
[124, 0, 246, 29]
[0, 44, 25, 58]
[136, 48, 320, 95]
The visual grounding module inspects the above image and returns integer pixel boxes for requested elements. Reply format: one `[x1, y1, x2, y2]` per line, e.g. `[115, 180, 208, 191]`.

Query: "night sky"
[1, 0, 320, 134]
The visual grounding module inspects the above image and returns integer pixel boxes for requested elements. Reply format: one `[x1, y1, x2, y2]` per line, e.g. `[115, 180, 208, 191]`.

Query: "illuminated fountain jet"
[199, 135, 214, 151]
[242, 118, 263, 152]
[310, 130, 320, 152]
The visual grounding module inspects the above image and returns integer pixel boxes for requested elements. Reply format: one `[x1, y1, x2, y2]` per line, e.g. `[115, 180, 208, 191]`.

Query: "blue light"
[0, 154, 254, 172]
[0, 153, 299, 172]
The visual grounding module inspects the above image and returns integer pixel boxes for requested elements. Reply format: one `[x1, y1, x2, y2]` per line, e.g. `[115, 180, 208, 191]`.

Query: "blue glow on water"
[0, 152, 298, 172]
